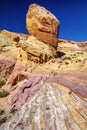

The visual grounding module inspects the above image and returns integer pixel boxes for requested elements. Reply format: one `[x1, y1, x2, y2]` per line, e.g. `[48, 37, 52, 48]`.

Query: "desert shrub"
[0, 90, 9, 98]
[0, 109, 5, 115]
[10, 106, 17, 114]
[0, 79, 6, 88]
[62, 56, 71, 60]
[0, 117, 7, 126]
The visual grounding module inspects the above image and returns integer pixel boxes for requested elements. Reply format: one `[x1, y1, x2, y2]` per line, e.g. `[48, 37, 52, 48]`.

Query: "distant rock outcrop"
[26, 4, 60, 48]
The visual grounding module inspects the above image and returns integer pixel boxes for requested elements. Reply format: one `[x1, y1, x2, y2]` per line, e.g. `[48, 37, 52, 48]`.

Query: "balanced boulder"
[26, 4, 60, 48]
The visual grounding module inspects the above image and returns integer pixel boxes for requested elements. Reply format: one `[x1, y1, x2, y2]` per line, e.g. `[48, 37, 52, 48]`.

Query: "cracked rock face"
[26, 4, 60, 48]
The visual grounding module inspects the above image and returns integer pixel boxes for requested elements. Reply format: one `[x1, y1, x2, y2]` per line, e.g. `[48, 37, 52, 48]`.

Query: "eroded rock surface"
[0, 29, 87, 130]
[8, 70, 87, 106]
[19, 35, 57, 63]
[26, 4, 60, 48]
[0, 83, 87, 130]
[0, 29, 57, 63]
[58, 39, 87, 51]
[0, 59, 15, 80]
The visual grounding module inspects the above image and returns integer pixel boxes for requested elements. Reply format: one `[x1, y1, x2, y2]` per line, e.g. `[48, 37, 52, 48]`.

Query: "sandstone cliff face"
[0, 3, 87, 130]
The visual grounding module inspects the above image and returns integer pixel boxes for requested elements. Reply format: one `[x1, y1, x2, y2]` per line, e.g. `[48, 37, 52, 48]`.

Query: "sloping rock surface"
[0, 82, 87, 130]
[0, 29, 87, 130]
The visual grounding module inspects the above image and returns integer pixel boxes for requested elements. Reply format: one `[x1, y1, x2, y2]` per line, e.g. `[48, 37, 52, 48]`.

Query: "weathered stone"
[58, 39, 87, 51]
[0, 81, 87, 130]
[0, 30, 19, 46]
[19, 35, 57, 63]
[10, 70, 87, 107]
[26, 4, 60, 48]
[0, 59, 15, 80]
[0, 29, 87, 129]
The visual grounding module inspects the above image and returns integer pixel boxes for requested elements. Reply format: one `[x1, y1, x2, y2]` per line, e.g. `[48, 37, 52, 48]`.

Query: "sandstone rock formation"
[19, 35, 57, 63]
[58, 39, 87, 51]
[1, 82, 87, 130]
[0, 3, 87, 130]
[0, 29, 57, 63]
[0, 29, 87, 130]
[26, 4, 60, 48]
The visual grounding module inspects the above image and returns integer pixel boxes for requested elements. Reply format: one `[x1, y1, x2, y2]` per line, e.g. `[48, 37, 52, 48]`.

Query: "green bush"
[0, 79, 6, 88]
[0, 90, 9, 98]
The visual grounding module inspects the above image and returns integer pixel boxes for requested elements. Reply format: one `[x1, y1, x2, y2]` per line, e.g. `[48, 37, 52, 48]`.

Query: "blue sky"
[0, 0, 87, 41]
